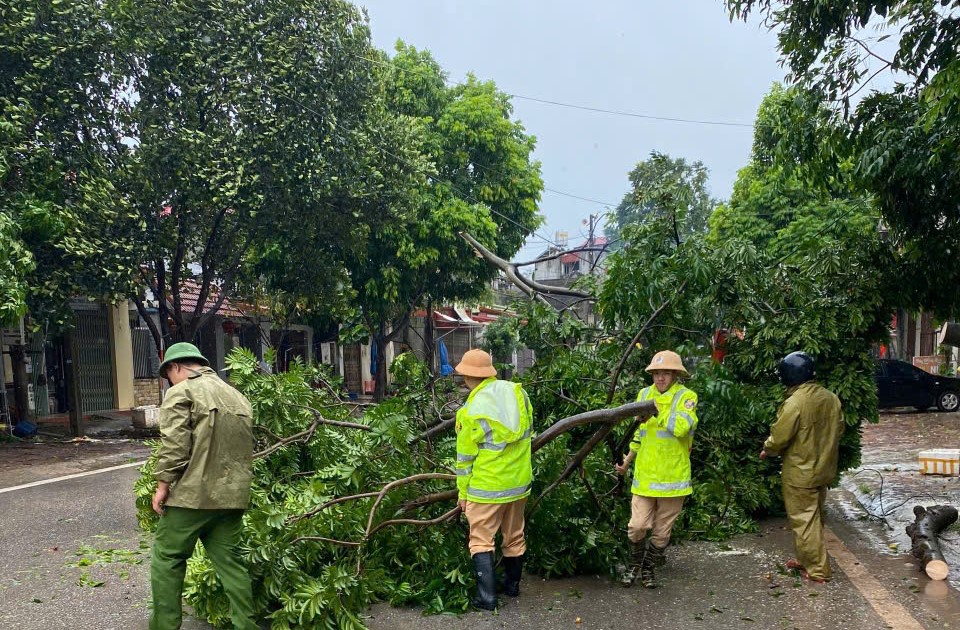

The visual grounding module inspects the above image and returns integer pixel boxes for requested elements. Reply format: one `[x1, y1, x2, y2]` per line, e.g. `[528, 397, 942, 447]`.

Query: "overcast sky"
[358, 0, 785, 256]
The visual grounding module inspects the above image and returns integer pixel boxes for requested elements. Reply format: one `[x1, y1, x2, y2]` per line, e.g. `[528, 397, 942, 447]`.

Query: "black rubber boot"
[621, 540, 646, 587]
[502, 555, 523, 597]
[471, 552, 498, 610]
[641, 542, 665, 588]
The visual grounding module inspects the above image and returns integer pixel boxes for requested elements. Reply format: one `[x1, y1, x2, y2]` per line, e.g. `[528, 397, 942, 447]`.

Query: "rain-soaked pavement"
[837, 408, 960, 588]
[2, 413, 960, 629]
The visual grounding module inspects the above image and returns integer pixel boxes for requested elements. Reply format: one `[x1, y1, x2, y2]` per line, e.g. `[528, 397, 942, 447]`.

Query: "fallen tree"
[906, 505, 959, 581]
[133, 149, 892, 625]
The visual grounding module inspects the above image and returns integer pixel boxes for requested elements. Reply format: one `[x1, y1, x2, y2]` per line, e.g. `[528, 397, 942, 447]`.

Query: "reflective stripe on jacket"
[629, 383, 698, 497]
[455, 378, 533, 504]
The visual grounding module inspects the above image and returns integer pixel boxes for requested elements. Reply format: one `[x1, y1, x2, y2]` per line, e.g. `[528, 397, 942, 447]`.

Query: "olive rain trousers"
[150, 507, 259, 630]
[782, 484, 832, 580]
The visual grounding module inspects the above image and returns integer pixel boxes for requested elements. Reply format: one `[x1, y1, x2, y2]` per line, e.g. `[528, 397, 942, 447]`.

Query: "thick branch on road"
[906, 504, 958, 580]
[399, 400, 655, 512]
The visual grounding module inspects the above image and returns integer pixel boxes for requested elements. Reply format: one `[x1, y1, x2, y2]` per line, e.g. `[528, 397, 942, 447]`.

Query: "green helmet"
[158, 342, 209, 375]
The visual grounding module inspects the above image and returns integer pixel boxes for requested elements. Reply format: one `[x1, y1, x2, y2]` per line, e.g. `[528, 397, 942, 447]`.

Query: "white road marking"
[0, 460, 147, 494]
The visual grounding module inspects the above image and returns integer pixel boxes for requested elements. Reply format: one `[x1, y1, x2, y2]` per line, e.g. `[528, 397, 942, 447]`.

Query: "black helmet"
[778, 351, 815, 387]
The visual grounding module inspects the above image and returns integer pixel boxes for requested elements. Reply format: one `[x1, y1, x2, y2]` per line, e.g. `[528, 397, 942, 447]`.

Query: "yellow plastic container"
[918, 449, 960, 476]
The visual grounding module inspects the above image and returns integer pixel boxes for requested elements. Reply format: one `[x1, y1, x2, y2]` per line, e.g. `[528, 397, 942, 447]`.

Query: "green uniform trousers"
[782, 484, 831, 580]
[150, 507, 258, 630]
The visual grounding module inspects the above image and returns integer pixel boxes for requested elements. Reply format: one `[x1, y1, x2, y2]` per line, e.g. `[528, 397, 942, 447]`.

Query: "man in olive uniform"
[150, 343, 258, 630]
[455, 349, 533, 610]
[760, 351, 843, 583]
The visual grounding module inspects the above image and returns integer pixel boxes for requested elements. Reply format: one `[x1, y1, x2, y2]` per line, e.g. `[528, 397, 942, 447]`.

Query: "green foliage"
[607, 152, 717, 244]
[727, 1, 960, 316]
[137, 348, 475, 628]
[347, 43, 543, 395]
[0, 0, 138, 328]
[479, 317, 519, 365]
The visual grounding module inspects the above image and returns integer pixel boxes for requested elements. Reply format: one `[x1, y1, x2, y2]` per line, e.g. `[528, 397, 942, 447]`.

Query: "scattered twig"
[288, 492, 380, 524]
[254, 404, 371, 459]
[367, 506, 461, 538]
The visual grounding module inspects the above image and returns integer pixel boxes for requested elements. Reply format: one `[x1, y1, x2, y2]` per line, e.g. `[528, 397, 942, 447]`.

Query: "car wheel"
[937, 390, 960, 412]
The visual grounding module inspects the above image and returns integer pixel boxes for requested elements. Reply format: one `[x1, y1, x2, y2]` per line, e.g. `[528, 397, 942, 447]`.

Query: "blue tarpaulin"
[370, 339, 377, 375]
[438, 339, 454, 376]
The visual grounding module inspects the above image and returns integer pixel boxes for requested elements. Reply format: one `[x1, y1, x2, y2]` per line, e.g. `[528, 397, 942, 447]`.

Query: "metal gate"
[74, 306, 115, 414]
[27, 332, 49, 416]
[132, 328, 160, 378]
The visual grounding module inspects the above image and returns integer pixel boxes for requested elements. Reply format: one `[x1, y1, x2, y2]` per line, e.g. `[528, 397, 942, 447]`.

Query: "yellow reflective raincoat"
[455, 378, 533, 504]
[629, 383, 699, 497]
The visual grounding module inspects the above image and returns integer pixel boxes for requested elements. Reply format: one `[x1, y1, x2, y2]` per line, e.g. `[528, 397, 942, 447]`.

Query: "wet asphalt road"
[2, 412, 960, 629]
[0, 466, 211, 630]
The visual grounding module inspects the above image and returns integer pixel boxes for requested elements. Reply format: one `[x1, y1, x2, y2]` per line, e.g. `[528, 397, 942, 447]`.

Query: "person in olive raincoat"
[760, 351, 843, 583]
[149, 343, 258, 630]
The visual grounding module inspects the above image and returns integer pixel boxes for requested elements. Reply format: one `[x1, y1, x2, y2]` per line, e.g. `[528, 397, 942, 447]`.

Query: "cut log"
[905, 505, 958, 580]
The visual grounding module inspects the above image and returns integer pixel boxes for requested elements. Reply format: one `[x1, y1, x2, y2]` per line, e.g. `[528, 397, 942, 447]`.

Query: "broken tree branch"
[417, 418, 455, 442]
[400, 400, 656, 512]
[288, 492, 381, 524]
[906, 504, 958, 580]
[532, 401, 654, 449]
[254, 404, 372, 459]
[367, 506, 462, 538]
[605, 282, 686, 405]
[460, 231, 592, 300]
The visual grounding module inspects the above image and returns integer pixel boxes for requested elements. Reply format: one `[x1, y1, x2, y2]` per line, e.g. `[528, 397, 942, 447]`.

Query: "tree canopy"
[727, 0, 960, 316]
[607, 152, 717, 245]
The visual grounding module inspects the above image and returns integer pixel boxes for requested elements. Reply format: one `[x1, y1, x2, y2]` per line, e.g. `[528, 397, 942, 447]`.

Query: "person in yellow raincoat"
[454, 349, 533, 610]
[615, 350, 698, 588]
[760, 351, 843, 583]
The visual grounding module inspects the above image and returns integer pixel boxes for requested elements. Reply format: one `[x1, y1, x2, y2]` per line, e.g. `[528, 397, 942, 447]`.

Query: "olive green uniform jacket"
[153, 367, 254, 509]
[763, 381, 843, 488]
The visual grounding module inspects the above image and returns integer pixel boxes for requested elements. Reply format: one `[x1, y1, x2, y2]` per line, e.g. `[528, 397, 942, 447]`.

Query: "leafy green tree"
[348, 43, 543, 397]
[727, 0, 960, 315]
[1, 0, 138, 422]
[112, 0, 422, 353]
[607, 152, 717, 245]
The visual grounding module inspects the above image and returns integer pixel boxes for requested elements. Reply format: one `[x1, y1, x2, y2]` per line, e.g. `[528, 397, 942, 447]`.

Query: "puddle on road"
[834, 409, 960, 594]
[837, 469, 960, 586]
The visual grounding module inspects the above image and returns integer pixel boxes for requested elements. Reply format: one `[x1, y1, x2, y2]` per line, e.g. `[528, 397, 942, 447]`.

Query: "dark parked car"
[875, 359, 960, 412]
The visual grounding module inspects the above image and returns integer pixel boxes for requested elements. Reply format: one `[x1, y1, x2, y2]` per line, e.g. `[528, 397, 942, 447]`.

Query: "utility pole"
[587, 213, 598, 275]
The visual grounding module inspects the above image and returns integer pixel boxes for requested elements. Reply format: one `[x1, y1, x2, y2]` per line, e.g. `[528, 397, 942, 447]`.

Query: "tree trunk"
[9, 344, 30, 423]
[373, 324, 388, 401]
[424, 296, 435, 377]
[906, 504, 958, 580]
[63, 331, 83, 437]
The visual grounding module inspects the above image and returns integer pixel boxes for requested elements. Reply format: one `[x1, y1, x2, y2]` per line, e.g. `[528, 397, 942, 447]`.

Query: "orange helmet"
[644, 350, 688, 375]
[455, 349, 497, 378]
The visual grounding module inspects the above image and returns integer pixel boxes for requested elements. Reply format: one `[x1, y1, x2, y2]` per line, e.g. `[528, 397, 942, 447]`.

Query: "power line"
[509, 94, 755, 128]
[543, 188, 618, 207]
[358, 51, 757, 129]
